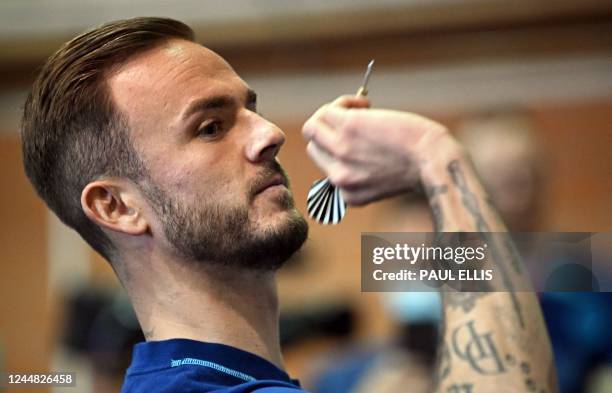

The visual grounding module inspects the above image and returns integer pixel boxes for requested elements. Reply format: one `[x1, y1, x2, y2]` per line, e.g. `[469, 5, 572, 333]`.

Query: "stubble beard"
[140, 163, 308, 271]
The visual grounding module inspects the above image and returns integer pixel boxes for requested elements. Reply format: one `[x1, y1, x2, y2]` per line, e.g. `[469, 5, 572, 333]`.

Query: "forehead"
[107, 38, 246, 123]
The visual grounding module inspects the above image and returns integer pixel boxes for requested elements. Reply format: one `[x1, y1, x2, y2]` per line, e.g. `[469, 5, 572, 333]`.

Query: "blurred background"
[1, 1, 611, 392]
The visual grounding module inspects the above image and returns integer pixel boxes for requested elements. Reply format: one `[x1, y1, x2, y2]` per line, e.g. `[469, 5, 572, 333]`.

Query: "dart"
[307, 60, 374, 225]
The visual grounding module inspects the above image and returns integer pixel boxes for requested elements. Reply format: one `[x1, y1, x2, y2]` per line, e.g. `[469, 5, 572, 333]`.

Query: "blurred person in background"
[311, 195, 440, 393]
[456, 110, 612, 393]
[312, 289, 441, 393]
[21, 17, 557, 392]
[455, 109, 545, 232]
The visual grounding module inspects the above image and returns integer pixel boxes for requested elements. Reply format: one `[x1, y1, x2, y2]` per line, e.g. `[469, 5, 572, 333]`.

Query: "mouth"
[255, 173, 288, 195]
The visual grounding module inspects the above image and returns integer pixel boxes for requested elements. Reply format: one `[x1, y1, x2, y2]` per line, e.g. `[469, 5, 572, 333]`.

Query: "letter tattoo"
[451, 320, 506, 375]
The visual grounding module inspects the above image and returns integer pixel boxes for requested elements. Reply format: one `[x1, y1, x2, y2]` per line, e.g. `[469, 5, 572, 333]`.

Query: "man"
[21, 17, 557, 392]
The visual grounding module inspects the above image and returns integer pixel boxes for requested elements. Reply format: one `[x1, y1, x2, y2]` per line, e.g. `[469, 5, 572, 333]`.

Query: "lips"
[254, 173, 287, 195]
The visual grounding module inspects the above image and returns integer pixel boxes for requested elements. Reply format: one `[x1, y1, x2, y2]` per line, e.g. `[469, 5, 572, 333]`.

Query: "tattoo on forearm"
[440, 320, 554, 393]
[520, 362, 535, 392]
[445, 292, 487, 313]
[432, 162, 551, 391]
[446, 383, 473, 393]
[436, 319, 558, 393]
[434, 312, 450, 392]
[451, 320, 506, 375]
[444, 321, 553, 392]
[447, 161, 489, 233]
[426, 184, 448, 233]
[447, 160, 525, 328]
[502, 233, 523, 275]
[437, 342, 451, 382]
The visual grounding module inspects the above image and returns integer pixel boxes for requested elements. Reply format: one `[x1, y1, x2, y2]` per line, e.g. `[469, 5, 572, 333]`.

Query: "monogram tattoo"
[451, 320, 506, 375]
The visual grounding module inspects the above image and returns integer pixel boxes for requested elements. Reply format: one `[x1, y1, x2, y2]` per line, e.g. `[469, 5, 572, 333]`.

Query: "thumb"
[331, 94, 371, 109]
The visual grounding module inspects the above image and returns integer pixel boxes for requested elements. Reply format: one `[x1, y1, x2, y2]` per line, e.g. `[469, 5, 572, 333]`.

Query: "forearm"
[421, 138, 558, 393]
[301, 102, 558, 391]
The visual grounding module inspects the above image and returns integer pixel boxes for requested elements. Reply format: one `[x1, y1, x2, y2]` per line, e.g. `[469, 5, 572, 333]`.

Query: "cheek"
[155, 155, 246, 204]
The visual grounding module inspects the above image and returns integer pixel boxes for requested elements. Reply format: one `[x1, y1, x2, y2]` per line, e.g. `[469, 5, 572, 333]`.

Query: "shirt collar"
[126, 338, 295, 384]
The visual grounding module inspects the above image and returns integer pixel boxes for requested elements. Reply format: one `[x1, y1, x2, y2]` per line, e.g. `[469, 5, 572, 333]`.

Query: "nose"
[245, 113, 286, 163]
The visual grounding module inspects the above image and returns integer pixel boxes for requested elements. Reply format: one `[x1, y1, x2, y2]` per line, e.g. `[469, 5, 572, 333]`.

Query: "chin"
[243, 207, 308, 271]
[252, 187, 298, 217]
[252, 206, 302, 231]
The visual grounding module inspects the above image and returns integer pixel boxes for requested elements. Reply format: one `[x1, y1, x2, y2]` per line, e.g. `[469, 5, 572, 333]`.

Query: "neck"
[123, 253, 284, 368]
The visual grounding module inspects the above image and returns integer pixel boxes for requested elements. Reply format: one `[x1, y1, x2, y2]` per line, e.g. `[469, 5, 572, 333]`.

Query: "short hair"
[21, 17, 194, 261]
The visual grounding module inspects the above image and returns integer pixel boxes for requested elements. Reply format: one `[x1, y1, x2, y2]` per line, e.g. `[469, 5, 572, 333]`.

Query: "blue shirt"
[121, 339, 305, 392]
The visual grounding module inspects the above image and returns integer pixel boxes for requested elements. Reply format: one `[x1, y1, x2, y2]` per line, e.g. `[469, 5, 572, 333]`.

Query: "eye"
[197, 120, 223, 138]
[246, 91, 258, 113]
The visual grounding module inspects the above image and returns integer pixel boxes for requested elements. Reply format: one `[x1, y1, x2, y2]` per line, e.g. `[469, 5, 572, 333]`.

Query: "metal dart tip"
[363, 60, 375, 87]
[357, 59, 375, 96]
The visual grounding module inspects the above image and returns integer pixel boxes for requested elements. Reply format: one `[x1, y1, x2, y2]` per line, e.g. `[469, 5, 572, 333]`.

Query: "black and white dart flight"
[307, 178, 346, 225]
[306, 60, 374, 225]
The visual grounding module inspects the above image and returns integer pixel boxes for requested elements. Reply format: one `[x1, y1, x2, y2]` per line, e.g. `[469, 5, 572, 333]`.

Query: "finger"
[319, 105, 356, 129]
[331, 95, 371, 109]
[302, 96, 369, 141]
[341, 185, 404, 207]
[302, 118, 341, 154]
[339, 187, 375, 207]
[306, 141, 335, 173]
[301, 103, 329, 140]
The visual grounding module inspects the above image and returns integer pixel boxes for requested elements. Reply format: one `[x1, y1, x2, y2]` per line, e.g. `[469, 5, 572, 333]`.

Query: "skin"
[303, 99, 557, 392]
[81, 39, 300, 368]
[78, 37, 556, 390]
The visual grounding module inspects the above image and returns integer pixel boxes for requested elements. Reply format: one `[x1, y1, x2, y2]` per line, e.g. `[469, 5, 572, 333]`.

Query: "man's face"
[107, 39, 307, 269]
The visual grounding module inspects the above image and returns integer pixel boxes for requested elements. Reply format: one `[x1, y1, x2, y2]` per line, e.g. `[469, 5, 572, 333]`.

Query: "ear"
[81, 180, 148, 236]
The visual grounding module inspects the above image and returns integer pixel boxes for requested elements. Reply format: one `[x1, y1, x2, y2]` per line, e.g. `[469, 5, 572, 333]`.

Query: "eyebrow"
[182, 88, 257, 120]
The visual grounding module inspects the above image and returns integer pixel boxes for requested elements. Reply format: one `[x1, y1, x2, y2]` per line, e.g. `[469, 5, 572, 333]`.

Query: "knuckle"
[336, 126, 354, 148]
[302, 120, 316, 139]
[333, 142, 351, 160]
[342, 113, 360, 137]
[316, 104, 330, 120]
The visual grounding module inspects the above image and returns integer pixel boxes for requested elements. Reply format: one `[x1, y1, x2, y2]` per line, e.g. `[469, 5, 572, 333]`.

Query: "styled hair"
[21, 17, 194, 261]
